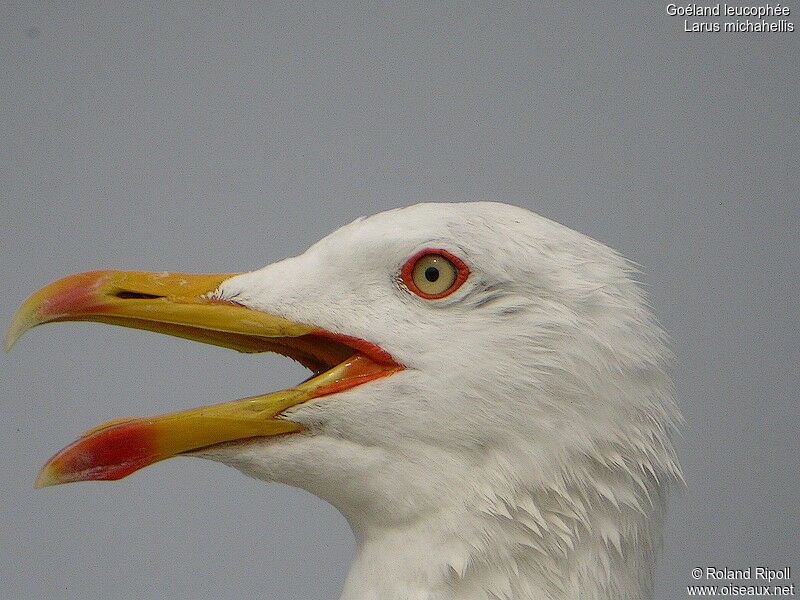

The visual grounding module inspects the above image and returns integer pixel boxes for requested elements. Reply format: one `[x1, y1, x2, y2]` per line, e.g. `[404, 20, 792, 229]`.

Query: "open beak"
[5, 270, 401, 487]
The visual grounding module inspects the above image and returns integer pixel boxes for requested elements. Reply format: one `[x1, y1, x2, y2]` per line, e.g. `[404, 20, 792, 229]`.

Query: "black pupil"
[425, 266, 440, 282]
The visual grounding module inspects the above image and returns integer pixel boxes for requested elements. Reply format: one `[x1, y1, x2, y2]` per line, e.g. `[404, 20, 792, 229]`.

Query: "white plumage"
[10, 201, 682, 600]
[201, 202, 682, 600]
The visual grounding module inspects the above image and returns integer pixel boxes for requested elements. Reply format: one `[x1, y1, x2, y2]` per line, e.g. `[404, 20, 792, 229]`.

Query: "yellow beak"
[5, 270, 401, 487]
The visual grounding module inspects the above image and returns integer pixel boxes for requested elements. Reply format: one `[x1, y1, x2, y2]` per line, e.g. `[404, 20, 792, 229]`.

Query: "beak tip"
[4, 325, 23, 352]
[5, 326, 22, 352]
[34, 467, 60, 489]
[6, 304, 42, 352]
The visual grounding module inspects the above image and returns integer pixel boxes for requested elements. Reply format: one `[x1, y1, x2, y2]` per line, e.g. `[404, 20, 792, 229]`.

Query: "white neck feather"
[340, 453, 669, 600]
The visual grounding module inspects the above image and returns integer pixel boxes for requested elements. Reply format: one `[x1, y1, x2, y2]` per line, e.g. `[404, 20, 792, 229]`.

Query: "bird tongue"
[35, 353, 399, 487]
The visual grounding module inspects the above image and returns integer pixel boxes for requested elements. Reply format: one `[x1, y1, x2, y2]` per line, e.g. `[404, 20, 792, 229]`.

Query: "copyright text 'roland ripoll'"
[687, 566, 794, 597]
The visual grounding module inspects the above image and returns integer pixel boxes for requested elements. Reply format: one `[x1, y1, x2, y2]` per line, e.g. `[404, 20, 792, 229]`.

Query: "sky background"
[2, 2, 797, 599]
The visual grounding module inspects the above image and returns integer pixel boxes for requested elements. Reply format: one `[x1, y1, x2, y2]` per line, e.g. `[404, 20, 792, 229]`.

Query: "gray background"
[2, 2, 797, 599]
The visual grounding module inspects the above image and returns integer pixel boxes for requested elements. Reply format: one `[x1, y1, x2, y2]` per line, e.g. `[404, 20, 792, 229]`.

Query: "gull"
[6, 202, 681, 600]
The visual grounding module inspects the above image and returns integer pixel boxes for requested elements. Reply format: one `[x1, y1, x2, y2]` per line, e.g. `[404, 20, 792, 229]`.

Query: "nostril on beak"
[112, 291, 165, 300]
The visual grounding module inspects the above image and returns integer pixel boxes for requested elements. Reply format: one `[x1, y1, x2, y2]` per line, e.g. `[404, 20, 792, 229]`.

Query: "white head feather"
[200, 202, 682, 600]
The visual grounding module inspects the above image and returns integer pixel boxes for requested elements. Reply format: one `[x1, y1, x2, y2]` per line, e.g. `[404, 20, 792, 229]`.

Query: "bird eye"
[401, 250, 469, 299]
